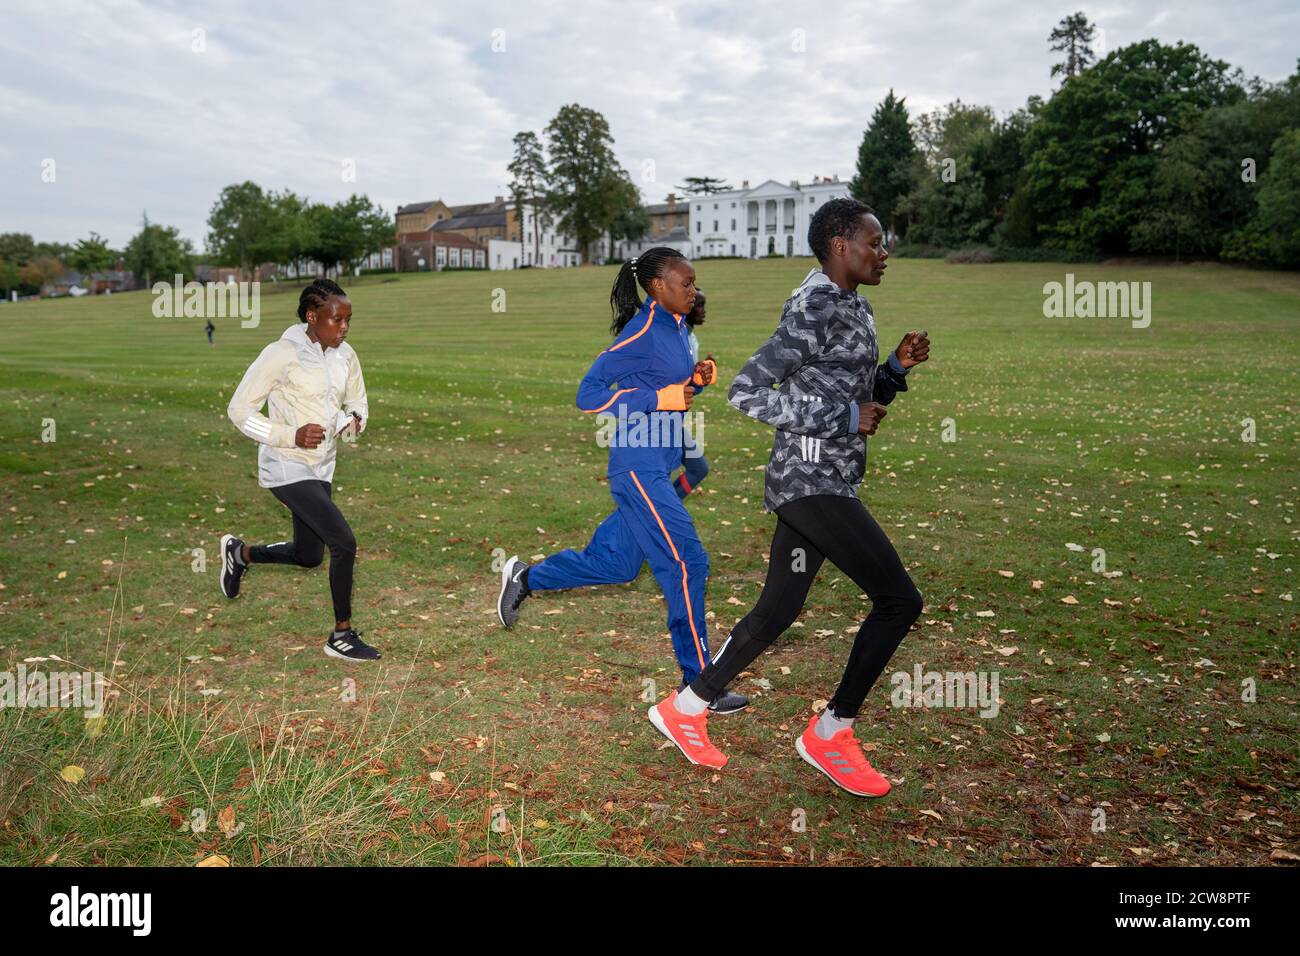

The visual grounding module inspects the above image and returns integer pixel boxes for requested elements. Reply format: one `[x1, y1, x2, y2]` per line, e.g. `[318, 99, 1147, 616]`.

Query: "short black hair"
[685, 288, 706, 327]
[808, 197, 877, 263]
[298, 277, 347, 322]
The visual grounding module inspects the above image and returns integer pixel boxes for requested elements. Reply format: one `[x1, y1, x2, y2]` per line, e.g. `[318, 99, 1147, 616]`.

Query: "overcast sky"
[2, 0, 1296, 250]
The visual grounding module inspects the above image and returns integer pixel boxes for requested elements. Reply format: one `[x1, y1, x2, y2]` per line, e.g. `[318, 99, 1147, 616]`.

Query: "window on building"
[696, 222, 701, 233]
[713, 203, 718, 209]
[713, 220, 718, 231]
[449, 248, 460, 267]
[436, 246, 446, 268]
[731, 243, 736, 255]
[731, 219, 736, 230]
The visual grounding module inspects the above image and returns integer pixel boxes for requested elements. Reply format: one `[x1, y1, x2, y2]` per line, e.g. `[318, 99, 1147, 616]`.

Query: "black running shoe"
[680, 683, 751, 715]
[324, 629, 381, 662]
[496, 555, 531, 629]
[219, 534, 246, 599]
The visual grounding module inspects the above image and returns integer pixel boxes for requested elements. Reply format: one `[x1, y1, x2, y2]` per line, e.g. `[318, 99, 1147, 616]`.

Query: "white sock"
[673, 687, 710, 716]
[815, 707, 854, 740]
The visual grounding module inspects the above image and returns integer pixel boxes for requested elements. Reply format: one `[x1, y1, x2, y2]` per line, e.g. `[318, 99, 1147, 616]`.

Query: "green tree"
[1022, 39, 1243, 254]
[1130, 133, 1216, 260]
[68, 232, 116, 276]
[34, 241, 73, 261]
[675, 176, 730, 195]
[124, 215, 195, 288]
[304, 196, 391, 278]
[604, 172, 649, 260]
[545, 103, 625, 263]
[508, 130, 551, 267]
[913, 100, 995, 166]
[974, 100, 1040, 240]
[207, 181, 277, 280]
[901, 101, 998, 248]
[1049, 12, 1098, 81]
[849, 90, 918, 244]
[1157, 62, 1300, 254]
[1223, 128, 1300, 268]
[268, 190, 317, 281]
[19, 256, 66, 292]
[0, 233, 36, 266]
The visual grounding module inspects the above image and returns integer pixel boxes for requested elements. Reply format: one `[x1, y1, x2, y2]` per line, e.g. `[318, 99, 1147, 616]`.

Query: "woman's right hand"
[655, 383, 695, 411]
[296, 423, 326, 448]
[857, 402, 888, 436]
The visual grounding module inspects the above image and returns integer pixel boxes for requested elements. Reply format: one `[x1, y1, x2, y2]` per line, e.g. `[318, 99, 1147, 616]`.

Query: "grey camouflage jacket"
[727, 268, 909, 512]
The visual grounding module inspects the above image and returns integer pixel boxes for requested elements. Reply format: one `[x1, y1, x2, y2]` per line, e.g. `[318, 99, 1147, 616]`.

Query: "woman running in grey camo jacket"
[647, 198, 930, 796]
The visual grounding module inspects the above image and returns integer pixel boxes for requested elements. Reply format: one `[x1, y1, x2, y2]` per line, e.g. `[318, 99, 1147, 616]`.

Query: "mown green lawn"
[0, 257, 1295, 866]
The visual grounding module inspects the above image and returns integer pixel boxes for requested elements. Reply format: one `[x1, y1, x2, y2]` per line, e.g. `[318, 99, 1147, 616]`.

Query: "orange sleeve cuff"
[656, 383, 689, 411]
[692, 359, 717, 387]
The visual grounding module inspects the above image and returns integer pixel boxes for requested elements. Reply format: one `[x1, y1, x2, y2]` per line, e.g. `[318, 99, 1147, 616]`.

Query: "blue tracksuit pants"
[527, 468, 711, 683]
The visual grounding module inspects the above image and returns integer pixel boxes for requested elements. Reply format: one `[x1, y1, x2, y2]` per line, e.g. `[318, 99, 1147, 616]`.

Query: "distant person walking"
[206, 319, 215, 345]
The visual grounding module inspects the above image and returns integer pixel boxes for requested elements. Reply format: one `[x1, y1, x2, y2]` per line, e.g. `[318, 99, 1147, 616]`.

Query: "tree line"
[0, 187, 391, 298]
[851, 13, 1300, 267]
[5, 13, 1295, 299]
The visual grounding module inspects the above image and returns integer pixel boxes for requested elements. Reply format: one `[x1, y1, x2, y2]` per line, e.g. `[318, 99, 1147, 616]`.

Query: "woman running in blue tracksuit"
[496, 247, 746, 713]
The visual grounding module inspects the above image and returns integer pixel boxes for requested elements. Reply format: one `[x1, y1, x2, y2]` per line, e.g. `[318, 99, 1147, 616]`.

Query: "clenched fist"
[692, 354, 717, 387]
[895, 330, 930, 369]
[295, 423, 326, 448]
[856, 402, 888, 436]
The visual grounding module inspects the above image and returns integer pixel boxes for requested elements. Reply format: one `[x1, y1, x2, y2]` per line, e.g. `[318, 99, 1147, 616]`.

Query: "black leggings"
[248, 479, 356, 623]
[690, 494, 922, 718]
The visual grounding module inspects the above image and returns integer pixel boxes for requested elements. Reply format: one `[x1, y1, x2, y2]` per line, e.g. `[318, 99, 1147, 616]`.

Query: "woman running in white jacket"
[220, 277, 379, 661]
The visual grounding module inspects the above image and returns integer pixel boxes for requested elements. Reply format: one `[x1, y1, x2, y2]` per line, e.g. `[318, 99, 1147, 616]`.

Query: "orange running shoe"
[648, 691, 728, 769]
[795, 716, 891, 797]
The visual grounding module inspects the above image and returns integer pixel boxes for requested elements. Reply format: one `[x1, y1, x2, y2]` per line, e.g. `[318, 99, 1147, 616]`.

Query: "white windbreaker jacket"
[226, 322, 368, 488]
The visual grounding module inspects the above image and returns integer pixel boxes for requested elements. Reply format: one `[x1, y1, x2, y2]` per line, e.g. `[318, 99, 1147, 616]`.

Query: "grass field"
[0, 256, 1296, 867]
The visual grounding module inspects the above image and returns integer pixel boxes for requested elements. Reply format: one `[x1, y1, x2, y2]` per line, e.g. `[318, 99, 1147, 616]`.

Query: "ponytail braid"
[609, 246, 688, 335]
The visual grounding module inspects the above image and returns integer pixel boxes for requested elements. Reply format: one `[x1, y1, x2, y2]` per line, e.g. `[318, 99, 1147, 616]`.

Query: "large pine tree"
[849, 90, 918, 245]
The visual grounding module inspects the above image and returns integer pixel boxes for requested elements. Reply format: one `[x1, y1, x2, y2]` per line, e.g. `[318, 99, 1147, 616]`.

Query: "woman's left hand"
[895, 330, 930, 369]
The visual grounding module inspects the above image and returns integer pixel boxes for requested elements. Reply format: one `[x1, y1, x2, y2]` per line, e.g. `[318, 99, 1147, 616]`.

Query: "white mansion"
[687, 176, 850, 259]
[484, 174, 850, 270]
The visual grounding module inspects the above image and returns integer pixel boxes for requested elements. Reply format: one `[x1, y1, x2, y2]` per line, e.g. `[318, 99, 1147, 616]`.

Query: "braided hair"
[297, 277, 347, 322]
[609, 246, 688, 335]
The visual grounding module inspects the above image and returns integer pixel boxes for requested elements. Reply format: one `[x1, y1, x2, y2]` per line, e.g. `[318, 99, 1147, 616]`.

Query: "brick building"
[395, 229, 486, 271]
